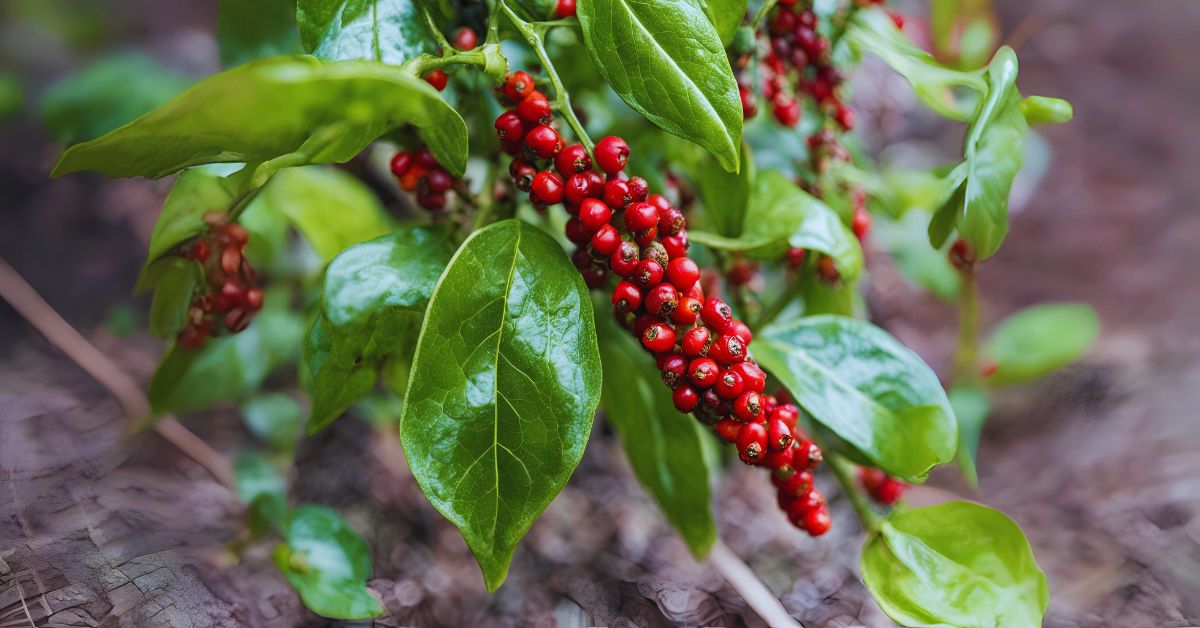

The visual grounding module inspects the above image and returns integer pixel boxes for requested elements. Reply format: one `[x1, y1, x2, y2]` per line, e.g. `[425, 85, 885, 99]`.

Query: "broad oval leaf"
[985, 303, 1098, 387]
[753, 315, 956, 482]
[146, 257, 202, 337]
[576, 0, 743, 172]
[704, 0, 748, 46]
[273, 505, 385, 619]
[596, 301, 716, 557]
[306, 226, 457, 432]
[689, 170, 863, 282]
[400, 219, 601, 591]
[297, 0, 435, 64]
[52, 56, 468, 179]
[218, 0, 304, 67]
[862, 501, 1048, 627]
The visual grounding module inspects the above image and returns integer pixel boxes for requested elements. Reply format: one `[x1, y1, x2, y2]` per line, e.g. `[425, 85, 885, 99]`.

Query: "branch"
[827, 452, 883, 533]
[709, 540, 803, 628]
[0, 257, 235, 490]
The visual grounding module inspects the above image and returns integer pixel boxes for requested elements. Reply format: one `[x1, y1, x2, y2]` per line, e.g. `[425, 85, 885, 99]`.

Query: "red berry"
[634, 226, 658, 247]
[590, 224, 621, 256]
[610, 241, 639, 277]
[771, 403, 799, 430]
[732, 391, 763, 423]
[659, 352, 688, 388]
[664, 257, 699, 291]
[949, 238, 975, 270]
[670, 297, 701, 325]
[627, 177, 649, 202]
[700, 298, 734, 332]
[794, 440, 823, 470]
[728, 361, 765, 393]
[980, 359, 999, 378]
[633, 259, 664, 288]
[594, 136, 630, 173]
[681, 326, 712, 358]
[834, 102, 855, 130]
[603, 179, 634, 209]
[661, 233, 689, 259]
[708, 334, 746, 365]
[764, 446, 794, 470]
[565, 218, 590, 245]
[510, 159, 537, 191]
[642, 322, 676, 353]
[641, 241, 669, 268]
[767, 418, 794, 450]
[688, 357, 720, 388]
[852, 206, 871, 240]
[531, 171, 564, 205]
[773, 97, 801, 127]
[244, 287, 264, 310]
[187, 239, 210, 263]
[424, 69, 448, 91]
[582, 266, 607, 288]
[715, 369, 744, 400]
[736, 422, 768, 464]
[633, 314, 660, 337]
[524, 125, 562, 158]
[555, 0, 577, 18]
[611, 280, 642, 315]
[645, 283, 679, 317]
[739, 84, 757, 119]
[452, 26, 478, 50]
[659, 206, 685, 236]
[727, 259, 757, 286]
[624, 201, 659, 233]
[673, 385, 700, 412]
[889, 11, 905, 29]
[726, 319, 753, 346]
[390, 151, 413, 177]
[555, 144, 592, 176]
[578, 198, 612, 231]
[565, 170, 604, 205]
[715, 418, 742, 443]
[217, 279, 243, 312]
[220, 246, 243, 275]
[504, 71, 535, 101]
[421, 168, 453, 194]
[517, 91, 551, 125]
[816, 255, 840, 284]
[786, 247, 807, 269]
[875, 478, 904, 505]
[803, 509, 832, 536]
[781, 469, 813, 497]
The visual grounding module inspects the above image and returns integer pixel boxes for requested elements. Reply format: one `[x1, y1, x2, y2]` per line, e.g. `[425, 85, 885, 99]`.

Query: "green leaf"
[930, 47, 1028, 259]
[873, 210, 959, 301]
[273, 505, 384, 619]
[949, 385, 989, 486]
[306, 227, 456, 432]
[242, 393, 304, 451]
[234, 451, 289, 532]
[1021, 95, 1073, 126]
[400, 219, 601, 591]
[704, 0, 748, 46]
[52, 56, 468, 180]
[862, 502, 1048, 627]
[250, 166, 393, 261]
[137, 166, 243, 290]
[148, 292, 305, 414]
[576, 0, 743, 172]
[754, 315, 957, 482]
[930, 0, 999, 70]
[0, 72, 24, 123]
[689, 170, 863, 282]
[596, 301, 716, 557]
[146, 257, 202, 337]
[297, 0, 435, 64]
[40, 53, 193, 146]
[692, 142, 753, 237]
[985, 303, 1098, 387]
[218, 0, 304, 67]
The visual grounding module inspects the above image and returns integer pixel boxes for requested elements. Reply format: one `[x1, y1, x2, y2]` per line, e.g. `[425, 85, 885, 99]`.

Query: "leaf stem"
[419, 2, 454, 51]
[828, 452, 883, 533]
[500, 2, 595, 154]
[750, 0, 778, 31]
[953, 265, 981, 385]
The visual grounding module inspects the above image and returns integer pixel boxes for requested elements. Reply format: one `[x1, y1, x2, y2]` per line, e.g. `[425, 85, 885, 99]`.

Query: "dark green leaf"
[306, 227, 456, 432]
[754, 315, 957, 482]
[297, 0, 435, 64]
[576, 0, 743, 172]
[596, 301, 716, 557]
[218, 0, 304, 67]
[40, 53, 193, 146]
[400, 219, 601, 591]
[985, 303, 1098, 387]
[146, 257, 202, 337]
[689, 171, 863, 281]
[949, 385, 989, 486]
[862, 501, 1048, 627]
[234, 451, 288, 531]
[692, 142, 753, 237]
[242, 393, 304, 451]
[137, 166, 243, 291]
[1021, 95, 1073, 126]
[52, 56, 469, 179]
[704, 0, 748, 46]
[273, 505, 384, 619]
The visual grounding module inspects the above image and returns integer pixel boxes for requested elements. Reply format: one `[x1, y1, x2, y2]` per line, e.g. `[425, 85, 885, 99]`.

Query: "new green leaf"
[597, 302, 716, 557]
[576, 0, 743, 172]
[273, 505, 384, 619]
[53, 56, 468, 179]
[754, 316, 956, 482]
[400, 219, 601, 591]
[704, 0, 748, 46]
[985, 303, 1098, 387]
[297, 0, 435, 64]
[949, 385, 989, 486]
[862, 502, 1048, 627]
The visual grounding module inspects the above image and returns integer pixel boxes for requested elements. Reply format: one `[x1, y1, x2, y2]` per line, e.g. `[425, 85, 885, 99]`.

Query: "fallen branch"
[709, 539, 803, 628]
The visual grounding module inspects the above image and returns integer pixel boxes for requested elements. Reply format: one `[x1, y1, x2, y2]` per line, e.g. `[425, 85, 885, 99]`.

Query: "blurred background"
[1, 0, 1198, 626]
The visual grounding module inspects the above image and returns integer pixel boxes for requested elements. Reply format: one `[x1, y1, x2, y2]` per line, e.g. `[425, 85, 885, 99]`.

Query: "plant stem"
[828, 452, 883, 533]
[750, 0, 778, 31]
[709, 541, 802, 627]
[953, 266, 981, 385]
[500, 2, 595, 154]
[419, 2, 453, 51]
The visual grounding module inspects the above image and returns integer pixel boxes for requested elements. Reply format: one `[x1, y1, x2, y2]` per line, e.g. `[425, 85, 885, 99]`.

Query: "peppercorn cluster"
[389, 148, 461, 212]
[178, 213, 264, 349]
[493, 72, 832, 536]
[858, 467, 904, 505]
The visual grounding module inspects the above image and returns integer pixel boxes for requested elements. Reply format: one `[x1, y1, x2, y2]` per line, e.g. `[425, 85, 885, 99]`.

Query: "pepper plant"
[47, 0, 1095, 624]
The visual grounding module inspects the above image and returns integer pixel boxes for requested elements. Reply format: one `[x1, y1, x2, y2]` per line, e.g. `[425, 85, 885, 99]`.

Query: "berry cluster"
[390, 148, 460, 212]
[178, 213, 263, 349]
[758, 0, 854, 130]
[858, 467, 904, 505]
[493, 72, 831, 536]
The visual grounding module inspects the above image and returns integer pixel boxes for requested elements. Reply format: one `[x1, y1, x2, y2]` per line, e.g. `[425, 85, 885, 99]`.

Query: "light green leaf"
[306, 227, 456, 432]
[862, 502, 1048, 627]
[949, 386, 989, 486]
[273, 505, 384, 619]
[704, 0, 748, 46]
[576, 0, 743, 172]
[234, 451, 289, 532]
[136, 167, 243, 290]
[218, 0, 304, 67]
[1021, 95, 1073, 126]
[754, 315, 957, 482]
[242, 393, 304, 451]
[400, 219, 601, 591]
[146, 257, 203, 338]
[985, 303, 1098, 387]
[596, 300, 716, 557]
[52, 56, 468, 179]
[297, 0, 435, 64]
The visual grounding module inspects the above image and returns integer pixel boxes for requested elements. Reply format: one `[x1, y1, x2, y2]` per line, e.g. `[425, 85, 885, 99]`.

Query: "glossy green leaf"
[40, 53, 193, 146]
[930, 47, 1028, 258]
[754, 315, 957, 482]
[273, 505, 384, 619]
[689, 170, 863, 281]
[576, 0, 743, 172]
[985, 303, 1098, 387]
[874, 210, 960, 301]
[949, 385, 989, 486]
[704, 0, 748, 46]
[242, 393, 304, 451]
[146, 257, 202, 337]
[1021, 95, 1073, 126]
[136, 167, 243, 290]
[862, 502, 1048, 627]
[52, 56, 468, 179]
[218, 0, 304, 67]
[306, 227, 456, 432]
[691, 142, 753, 237]
[400, 219, 601, 591]
[234, 451, 288, 531]
[596, 301, 716, 557]
[297, 0, 435, 64]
